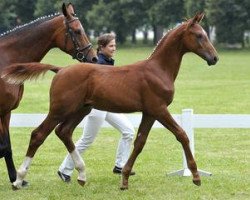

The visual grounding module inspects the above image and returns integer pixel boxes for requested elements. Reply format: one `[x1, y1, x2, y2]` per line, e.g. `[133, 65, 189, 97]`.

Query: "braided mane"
[147, 22, 186, 59]
[0, 12, 61, 38]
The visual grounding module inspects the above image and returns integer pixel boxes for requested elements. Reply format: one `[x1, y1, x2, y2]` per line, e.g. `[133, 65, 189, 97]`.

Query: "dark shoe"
[57, 171, 71, 183]
[113, 166, 135, 176]
[22, 180, 29, 187]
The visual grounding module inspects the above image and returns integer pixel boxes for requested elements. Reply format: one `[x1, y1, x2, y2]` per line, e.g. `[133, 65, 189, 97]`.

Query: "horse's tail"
[1, 62, 62, 85]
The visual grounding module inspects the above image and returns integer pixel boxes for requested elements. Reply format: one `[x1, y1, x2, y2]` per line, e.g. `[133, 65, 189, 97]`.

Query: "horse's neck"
[149, 29, 185, 81]
[0, 16, 63, 67]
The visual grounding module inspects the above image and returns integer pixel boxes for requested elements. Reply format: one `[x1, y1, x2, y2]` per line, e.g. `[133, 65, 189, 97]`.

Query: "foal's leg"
[55, 108, 91, 186]
[121, 114, 155, 190]
[12, 114, 58, 189]
[157, 108, 200, 186]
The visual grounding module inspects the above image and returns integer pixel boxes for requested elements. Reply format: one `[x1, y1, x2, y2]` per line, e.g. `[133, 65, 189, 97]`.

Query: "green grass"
[0, 128, 249, 200]
[0, 47, 250, 199]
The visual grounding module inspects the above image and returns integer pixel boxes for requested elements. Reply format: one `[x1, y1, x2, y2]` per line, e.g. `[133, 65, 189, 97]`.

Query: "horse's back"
[49, 62, 144, 113]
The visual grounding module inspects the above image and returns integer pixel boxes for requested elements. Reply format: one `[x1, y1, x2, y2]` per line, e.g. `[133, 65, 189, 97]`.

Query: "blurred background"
[0, 0, 250, 48]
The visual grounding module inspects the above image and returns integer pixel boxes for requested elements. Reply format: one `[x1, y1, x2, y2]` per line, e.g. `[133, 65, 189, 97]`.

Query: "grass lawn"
[0, 128, 249, 200]
[0, 46, 249, 199]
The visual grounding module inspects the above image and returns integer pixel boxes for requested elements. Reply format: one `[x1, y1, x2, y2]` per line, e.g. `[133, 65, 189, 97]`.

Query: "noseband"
[64, 17, 92, 62]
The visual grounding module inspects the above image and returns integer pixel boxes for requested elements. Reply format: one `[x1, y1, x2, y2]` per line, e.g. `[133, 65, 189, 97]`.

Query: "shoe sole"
[57, 171, 71, 183]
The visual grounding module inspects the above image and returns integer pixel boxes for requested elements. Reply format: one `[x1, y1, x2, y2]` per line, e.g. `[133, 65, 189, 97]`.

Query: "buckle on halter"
[75, 51, 86, 62]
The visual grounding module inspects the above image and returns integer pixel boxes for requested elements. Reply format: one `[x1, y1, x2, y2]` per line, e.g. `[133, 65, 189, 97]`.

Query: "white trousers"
[58, 109, 135, 176]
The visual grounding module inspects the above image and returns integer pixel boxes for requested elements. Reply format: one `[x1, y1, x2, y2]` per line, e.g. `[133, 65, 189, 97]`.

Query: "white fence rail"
[10, 109, 250, 176]
[10, 113, 177, 128]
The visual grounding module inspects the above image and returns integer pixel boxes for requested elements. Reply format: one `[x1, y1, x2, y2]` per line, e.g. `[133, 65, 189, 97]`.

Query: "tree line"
[0, 0, 250, 47]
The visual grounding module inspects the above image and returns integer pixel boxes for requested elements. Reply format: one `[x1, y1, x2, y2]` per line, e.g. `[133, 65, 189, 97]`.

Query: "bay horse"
[1, 13, 218, 190]
[0, 3, 96, 186]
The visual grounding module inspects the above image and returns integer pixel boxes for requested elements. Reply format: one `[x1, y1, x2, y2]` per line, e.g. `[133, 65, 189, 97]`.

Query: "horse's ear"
[67, 3, 76, 16]
[62, 3, 75, 18]
[62, 3, 68, 17]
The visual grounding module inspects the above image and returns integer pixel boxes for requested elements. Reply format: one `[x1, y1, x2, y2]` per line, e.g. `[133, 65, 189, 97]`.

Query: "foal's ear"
[188, 12, 205, 28]
[194, 12, 205, 23]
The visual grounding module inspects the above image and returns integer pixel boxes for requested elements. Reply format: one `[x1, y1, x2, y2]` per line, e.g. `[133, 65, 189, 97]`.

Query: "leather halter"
[64, 17, 92, 62]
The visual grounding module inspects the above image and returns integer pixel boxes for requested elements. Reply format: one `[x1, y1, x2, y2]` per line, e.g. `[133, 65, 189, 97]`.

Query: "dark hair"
[97, 33, 116, 53]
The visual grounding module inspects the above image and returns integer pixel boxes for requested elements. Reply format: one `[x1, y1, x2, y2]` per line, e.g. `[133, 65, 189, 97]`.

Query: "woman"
[57, 33, 135, 182]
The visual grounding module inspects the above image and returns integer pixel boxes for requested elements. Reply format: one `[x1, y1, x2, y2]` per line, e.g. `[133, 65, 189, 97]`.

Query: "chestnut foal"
[2, 13, 218, 190]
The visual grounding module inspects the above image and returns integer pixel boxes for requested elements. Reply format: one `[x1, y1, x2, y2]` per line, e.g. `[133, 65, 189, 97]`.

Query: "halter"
[64, 17, 92, 62]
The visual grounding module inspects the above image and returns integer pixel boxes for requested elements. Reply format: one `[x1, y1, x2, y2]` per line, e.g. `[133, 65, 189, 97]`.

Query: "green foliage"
[185, 0, 206, 17]
[207, 0, 248, 45]
[34, 0, 61, 17]
[87, 0, 146, 43]
[242, 0, 250, 29]
[14, 0, 37, 22]
[0, 0, 18, 31]
[147, 0, 185, 26]
[1, 0, 250, 46]
[70, 0, 99, 31]
[86, 0, 112, 34]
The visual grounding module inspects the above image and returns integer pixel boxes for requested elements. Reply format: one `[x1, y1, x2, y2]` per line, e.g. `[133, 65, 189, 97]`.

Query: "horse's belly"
[0, 80, 21, 114]
[93, 97, 142, 113]
[89, 77, 142, 113]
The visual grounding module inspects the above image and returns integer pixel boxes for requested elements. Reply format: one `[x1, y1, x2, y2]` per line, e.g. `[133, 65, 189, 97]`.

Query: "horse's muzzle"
[207, 55, 219, 66]
[91, 56, 98, 63]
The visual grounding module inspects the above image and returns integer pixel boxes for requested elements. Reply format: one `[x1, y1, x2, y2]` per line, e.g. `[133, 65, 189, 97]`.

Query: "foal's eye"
[197, 34, 203, 39]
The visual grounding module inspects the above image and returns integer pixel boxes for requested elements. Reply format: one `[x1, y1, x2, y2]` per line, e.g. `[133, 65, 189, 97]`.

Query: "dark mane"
[0, 13, 61, 39]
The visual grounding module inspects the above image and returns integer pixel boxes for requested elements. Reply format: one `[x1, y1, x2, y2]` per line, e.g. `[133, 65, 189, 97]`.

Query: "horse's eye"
[75, 29, 81, 35]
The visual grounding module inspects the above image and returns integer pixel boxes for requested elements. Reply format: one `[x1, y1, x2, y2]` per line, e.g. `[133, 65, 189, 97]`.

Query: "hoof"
[77, 179, 86, 187]
[193, 179, 201, 186]
[121, 173, 129, 190]
[12, 181, 23, 190]
[12, 183, 22, 191]
[120, 185, 128, 190]
[12, 185, 20, 191]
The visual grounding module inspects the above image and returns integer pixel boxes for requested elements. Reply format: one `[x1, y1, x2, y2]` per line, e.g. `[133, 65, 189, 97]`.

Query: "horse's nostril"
[214, 56, 218, 62]
[92, 57, 98, 63]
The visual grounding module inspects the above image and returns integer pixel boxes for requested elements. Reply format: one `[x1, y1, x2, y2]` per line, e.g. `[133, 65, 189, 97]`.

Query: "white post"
[168, 109, 212, 176]
[181, 109, 194, 176]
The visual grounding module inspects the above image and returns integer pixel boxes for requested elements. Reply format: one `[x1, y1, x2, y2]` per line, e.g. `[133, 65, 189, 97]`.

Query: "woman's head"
[97, 33, 116, 58]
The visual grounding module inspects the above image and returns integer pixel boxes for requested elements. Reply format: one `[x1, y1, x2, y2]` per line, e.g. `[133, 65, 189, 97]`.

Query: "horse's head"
[56, 3, 97, 63]
[182, 13, 218, 66]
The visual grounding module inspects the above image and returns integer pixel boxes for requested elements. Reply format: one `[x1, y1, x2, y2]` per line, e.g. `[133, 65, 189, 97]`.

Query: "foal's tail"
[1, 62, 62, 85]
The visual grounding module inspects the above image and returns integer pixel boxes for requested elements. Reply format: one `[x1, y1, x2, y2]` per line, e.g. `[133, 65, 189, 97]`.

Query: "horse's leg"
[121, 114, 155, 190]
[0, 115, 17, 182]
[157, 108, 200, 186]
[2, 113, 17, 183]
[12, 114, 59, 189]
[0, 116, 7, 155]
[55, 107, 91, 186]
[3, 86, 24, 183]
